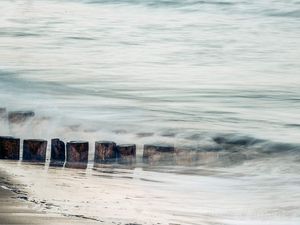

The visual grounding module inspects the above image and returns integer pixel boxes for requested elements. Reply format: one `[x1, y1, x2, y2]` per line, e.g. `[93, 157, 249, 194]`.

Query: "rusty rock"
[143, 144, 175, 165]
[117, 144, 136, 164]
[94, 141, 116, 164]
[50, 138, 65, 167]
[0, 136, 20, 160]
[8, 111, 35, 123]
[66, 141, 89, 169]
[23, 139, 47, 162]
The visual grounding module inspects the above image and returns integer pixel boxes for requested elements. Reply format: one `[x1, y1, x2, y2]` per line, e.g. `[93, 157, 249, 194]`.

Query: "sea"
[0, 0, 300, 225]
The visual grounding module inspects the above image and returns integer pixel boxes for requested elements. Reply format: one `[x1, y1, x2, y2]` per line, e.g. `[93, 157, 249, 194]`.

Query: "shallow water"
[0, 158, 300, 225]
[0, 0, 300, 224]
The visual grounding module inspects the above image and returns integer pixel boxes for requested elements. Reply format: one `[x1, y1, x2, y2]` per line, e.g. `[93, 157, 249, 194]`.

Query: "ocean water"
[0, 0, 300, 224]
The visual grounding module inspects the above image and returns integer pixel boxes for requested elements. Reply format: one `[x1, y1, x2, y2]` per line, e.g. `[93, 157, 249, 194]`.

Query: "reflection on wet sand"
[1, 155, 300, 225]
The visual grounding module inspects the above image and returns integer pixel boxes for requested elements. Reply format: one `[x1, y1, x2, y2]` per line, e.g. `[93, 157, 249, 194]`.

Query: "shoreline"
[0, 169, 104, 225]
[1, 158, 299, 225]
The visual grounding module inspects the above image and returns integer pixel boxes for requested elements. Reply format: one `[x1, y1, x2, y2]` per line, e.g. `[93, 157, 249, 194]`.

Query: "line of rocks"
[0, 137, 176, 168]
[0, 108, 214, 168]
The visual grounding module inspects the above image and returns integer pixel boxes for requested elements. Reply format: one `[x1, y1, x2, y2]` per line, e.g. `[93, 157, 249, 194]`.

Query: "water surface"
[0, 0, 300, 224]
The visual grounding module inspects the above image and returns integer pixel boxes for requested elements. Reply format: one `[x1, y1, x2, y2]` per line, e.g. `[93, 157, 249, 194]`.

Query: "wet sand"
[0, 170, 101, 225]
[1, 159, 300, 225]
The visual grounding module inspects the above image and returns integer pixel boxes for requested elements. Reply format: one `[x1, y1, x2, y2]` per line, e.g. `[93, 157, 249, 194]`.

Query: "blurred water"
[0, 0, 300, 145]
[0, 1, 300, 224]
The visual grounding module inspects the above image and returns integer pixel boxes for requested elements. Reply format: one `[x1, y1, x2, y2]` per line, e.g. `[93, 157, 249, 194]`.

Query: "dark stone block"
[0, 136, 20, 160]
[23, 139, 47, 162]
[175, 147, 201, 166]
[50, 138, 65, 167]
[143, 144, 175, 165]
[94, 141, 116, 164]
[0, 108, 6, 118]
[117, 144, 136, 164]
[8, 111, 35, 123]
[66, 141, 89, 169]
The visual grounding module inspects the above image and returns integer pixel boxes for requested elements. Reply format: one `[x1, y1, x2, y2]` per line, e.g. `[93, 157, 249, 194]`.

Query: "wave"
[83, 0, 236, 8]
[267, 9, 300, 18]
[179, 134, 300, 167]
[1, 69, 300, 167]
[211, 134, 300, 156]
[77, 0, 300, 20]
[0, 70, 80, 97]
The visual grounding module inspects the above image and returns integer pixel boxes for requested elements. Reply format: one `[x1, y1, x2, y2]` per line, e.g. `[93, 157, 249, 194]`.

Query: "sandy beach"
[0, 170, 102, 225]
[1, 158, 300, 225]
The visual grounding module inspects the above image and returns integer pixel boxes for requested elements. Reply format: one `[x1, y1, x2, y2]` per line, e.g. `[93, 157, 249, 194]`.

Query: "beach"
[0, 157, 300, 225]
[0, 169, 106, 225]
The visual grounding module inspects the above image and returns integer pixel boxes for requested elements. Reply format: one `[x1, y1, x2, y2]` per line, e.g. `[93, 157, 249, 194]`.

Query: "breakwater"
[2, 107, 298, 169]
[0, 135, 197, 168]
[0, 108, 206, 168]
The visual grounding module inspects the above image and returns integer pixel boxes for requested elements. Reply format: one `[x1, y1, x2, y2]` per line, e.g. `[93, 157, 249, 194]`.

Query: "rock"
[175, 148, 201, 166]
[8, 111, 35, 123]
[23, 139, 47, 162]
[0, 108, 6, 118]
[143, 144, 175, 165]
[50, 138, 65, 167]
[0, 136, 20, 160]
[117, 144, 136, 164]
[94, 141, 117, 164]
[65, 141, 89, 169]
